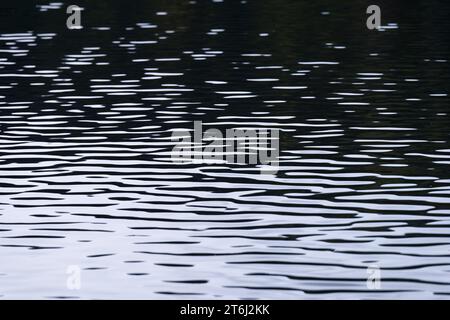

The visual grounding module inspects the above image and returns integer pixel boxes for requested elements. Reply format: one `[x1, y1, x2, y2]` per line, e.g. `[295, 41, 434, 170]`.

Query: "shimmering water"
[1, 0, 450, 299]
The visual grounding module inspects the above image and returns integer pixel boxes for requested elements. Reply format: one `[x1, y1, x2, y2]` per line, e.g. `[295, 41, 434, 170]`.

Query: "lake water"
[1, 0, 450, 299]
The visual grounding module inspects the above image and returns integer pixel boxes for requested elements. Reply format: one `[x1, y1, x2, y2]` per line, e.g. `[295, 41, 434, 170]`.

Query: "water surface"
[0, 0, 450, 299]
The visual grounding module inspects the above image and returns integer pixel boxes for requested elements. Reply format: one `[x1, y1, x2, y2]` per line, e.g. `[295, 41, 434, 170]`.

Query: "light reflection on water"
[0, 0, 450, 299]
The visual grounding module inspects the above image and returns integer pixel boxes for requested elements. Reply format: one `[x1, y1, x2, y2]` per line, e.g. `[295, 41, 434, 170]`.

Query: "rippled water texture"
[1, 0, 450, 299]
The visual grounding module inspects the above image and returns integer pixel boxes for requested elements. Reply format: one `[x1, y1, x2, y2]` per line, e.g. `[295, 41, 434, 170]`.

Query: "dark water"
[1, 0, 450, 299]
